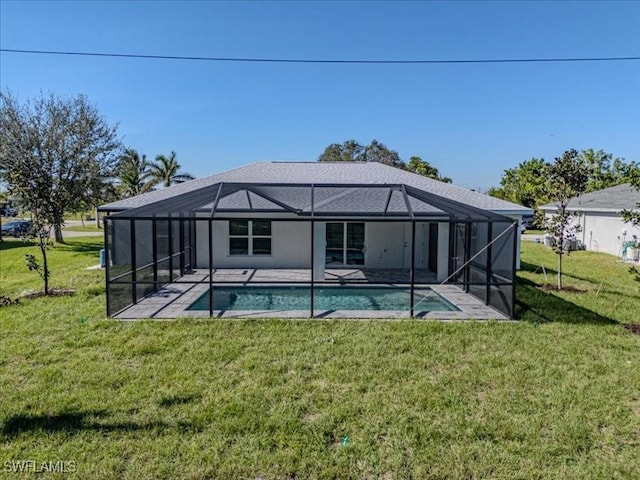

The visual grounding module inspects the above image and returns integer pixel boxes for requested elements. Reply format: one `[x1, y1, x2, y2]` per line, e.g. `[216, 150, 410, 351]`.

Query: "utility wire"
[2, 48, 640, 64]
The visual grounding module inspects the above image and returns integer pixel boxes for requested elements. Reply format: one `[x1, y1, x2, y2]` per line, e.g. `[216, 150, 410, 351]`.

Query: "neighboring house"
[539, 183, 640, 258]
[100, 162, 532, 318]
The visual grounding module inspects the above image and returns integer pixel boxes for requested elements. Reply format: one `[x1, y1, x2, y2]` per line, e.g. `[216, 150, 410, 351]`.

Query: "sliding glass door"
[326, 222, 365, 266]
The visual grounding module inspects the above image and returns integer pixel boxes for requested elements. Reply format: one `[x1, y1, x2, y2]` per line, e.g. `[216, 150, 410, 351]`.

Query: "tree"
[24, 225, 54, 295]
[544, 149, 589, 290]
[621, 209, 640, 226]
[362, 139, 403, 167]
[405, 156, 452, 183]
[118, 148, 154, 197]
[317, 139, 403, 166]
[623, 174, 640, 220]
[317, 139, 366, 162]
[149, 151, 194, 188]
[0, 90, 121, 293]
[0, 91, 121, 243]
[489, 157, 551, 209]
[627, 165, 640, 189]
[485, 186, 509, 200]
[492, 150, 639, 208]
[578, 149, 639, 192]
[621, 176, 640, 283]
[318, 139, 451, 181]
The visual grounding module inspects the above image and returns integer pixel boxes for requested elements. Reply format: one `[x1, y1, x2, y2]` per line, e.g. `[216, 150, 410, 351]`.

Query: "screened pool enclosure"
[101, 182, 518, 319]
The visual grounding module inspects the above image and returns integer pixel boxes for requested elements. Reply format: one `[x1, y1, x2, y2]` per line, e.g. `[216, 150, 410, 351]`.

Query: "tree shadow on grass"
[516, 277, 617, 325]
[157, 393, 200, 408]
[520, 262, 640, 299]
[56, 239, 103, 255]
[520, 260, 634, 289]
[0, 239, 35, 251]
[1, 410, 202, 437]
[1, 239, 103, 257]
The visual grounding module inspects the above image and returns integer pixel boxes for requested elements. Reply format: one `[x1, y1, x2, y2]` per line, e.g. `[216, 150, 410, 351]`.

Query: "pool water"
[187, 286, 458, 312]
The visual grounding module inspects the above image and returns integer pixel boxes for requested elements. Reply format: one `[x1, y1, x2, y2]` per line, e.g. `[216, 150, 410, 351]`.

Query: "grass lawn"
[62, 224, 102, 232]
[1, 238, 639, 479]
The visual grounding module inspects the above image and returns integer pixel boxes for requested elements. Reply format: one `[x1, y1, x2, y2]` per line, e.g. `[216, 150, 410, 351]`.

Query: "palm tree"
[117, 148, 154, 198]
[149, 151, 195, 188]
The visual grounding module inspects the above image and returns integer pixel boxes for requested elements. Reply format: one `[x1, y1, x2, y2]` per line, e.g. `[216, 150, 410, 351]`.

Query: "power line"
[1, 48, 639, 64]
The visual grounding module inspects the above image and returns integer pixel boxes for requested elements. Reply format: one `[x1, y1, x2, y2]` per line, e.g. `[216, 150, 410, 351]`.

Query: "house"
[539, 183, 640, 258]
[99, 162, 532, 319]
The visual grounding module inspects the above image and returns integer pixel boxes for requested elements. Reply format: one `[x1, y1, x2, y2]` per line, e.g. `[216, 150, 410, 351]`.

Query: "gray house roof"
[539, 183, 640, 213]
[101, 161, 531, 215]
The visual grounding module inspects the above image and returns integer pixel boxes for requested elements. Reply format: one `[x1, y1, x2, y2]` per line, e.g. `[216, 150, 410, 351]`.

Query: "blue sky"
[1, 1, 638, 189]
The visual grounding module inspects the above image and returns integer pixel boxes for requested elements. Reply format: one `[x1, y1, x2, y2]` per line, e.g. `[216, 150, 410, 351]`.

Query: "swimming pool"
[187, 286, 459, 313]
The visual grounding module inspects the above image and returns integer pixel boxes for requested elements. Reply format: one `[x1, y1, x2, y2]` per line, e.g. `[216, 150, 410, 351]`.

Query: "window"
[326, 222, 365, 265]
[229, 220, 272, 255]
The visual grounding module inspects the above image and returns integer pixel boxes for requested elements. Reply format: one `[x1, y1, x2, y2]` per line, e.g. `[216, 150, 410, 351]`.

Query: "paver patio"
[114, 268, 509, 320]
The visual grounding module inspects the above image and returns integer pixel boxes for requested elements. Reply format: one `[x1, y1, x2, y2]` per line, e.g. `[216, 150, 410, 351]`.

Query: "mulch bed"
[0, 296, 20, 307]
[22, 289, 76, 299]
[623, 323, 640, 335]
[0, 289, 76, 308]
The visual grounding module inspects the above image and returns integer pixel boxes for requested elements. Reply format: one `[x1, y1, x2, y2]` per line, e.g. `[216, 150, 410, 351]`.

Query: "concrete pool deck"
[114, 269, 510, 321]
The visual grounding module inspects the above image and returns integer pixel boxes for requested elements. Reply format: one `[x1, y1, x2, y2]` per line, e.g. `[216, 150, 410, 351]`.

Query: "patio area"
[113, 268, 509, 320]
[190, 267, 438, 284]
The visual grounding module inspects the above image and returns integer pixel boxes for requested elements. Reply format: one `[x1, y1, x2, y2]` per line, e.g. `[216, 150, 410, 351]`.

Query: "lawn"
[62, 224, 102, 232]
[1, 238, 639, 479]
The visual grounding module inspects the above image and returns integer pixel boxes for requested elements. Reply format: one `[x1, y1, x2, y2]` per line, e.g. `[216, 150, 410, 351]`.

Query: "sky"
[1, 0, 639, 190]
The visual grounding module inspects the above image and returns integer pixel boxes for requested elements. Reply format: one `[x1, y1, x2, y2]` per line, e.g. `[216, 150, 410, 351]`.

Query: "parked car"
[0, 206, 18, 217]
[520, 216, 534, 233]
[1, 220, 32, 237]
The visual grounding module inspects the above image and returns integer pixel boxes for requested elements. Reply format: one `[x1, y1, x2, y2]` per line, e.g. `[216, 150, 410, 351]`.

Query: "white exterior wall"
[365, 222, 405, 268]
[543, 210, 640, 258]
[195, 220, 312, 269]
[195, 219, 435, 270]
[363, 222, 429, 269]
[580, 212, 640, 258]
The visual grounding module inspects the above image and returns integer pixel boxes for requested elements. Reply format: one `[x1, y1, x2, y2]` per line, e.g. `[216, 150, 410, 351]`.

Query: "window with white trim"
[229, 220, 272, 255]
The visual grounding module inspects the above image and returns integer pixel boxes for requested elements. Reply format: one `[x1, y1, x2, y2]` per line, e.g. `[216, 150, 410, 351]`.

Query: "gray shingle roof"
[539, 183, 640, 212]
[101, 161, 531, 214]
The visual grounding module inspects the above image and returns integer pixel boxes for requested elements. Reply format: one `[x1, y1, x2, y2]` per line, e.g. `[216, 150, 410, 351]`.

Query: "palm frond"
[148, 152, 194, 187]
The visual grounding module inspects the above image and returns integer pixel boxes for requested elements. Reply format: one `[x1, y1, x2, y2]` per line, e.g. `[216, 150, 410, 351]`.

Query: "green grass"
[1, 239, 639, 479]
[0, 236, 104, 298]
[63, 224, 102, 232]
[517, 242, 639, 324]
